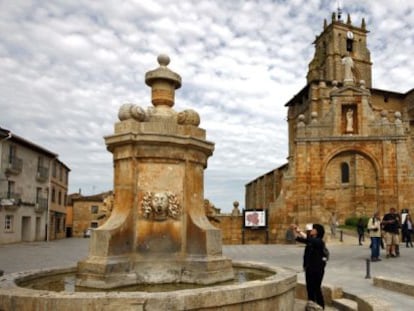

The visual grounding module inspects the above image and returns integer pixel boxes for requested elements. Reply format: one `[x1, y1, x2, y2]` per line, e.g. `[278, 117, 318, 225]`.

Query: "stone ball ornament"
[157, 54, 170, 67]
[118, 103, 147, 122]
[130, 105, 147, 121]
[177, 109, 200, 126]
[118, 103, 135, 121]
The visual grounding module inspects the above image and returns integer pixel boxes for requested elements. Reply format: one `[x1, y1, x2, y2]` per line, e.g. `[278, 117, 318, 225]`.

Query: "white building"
[0, 127, 70, 244]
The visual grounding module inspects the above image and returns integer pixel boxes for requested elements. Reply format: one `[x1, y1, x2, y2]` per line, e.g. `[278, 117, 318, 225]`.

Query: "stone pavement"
[224, 233, 414, 310]
[1, 234, 414, 310]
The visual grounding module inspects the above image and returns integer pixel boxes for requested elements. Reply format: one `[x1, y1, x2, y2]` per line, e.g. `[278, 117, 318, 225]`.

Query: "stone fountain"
[0, 55, 296, 310]
[76, 54, 234, 288]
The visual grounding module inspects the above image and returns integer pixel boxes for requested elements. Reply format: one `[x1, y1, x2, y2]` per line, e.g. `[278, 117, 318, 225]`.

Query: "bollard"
[365, 258, 371, 279]
[339, 230, 343, 242]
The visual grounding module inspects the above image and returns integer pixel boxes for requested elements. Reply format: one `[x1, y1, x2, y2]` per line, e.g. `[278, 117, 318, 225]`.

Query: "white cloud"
[1, 0, 413, 212]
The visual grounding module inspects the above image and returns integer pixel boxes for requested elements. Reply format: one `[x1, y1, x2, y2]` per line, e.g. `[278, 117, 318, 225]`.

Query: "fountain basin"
[0, 261, 296, 310]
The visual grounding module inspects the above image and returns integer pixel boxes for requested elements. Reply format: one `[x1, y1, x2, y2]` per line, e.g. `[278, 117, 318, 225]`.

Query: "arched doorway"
[323, 151, 378, 222]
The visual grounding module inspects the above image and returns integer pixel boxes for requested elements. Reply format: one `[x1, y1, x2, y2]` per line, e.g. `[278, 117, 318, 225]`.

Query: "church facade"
[245, 12, 414, 242]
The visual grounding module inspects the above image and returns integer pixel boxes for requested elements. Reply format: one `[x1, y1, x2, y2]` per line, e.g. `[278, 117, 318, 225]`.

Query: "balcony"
[0, 192, 21, 211]
[6, 157, 23, 175]
[36, 166, 49, 183]
[34, 197, 48, 213]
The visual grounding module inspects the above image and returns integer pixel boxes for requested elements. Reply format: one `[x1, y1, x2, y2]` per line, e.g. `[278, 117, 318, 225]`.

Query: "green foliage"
[345, 216, 369, 227]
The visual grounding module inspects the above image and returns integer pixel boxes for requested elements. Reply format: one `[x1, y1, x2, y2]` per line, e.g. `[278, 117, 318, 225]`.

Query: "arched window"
[341, 162, 349, 183]
[346, 38, 353, 52]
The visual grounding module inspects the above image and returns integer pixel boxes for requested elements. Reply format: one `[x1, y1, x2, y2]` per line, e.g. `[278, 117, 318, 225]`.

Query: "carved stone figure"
[346, 108, 354, 133]
[142, 191, 181, 221]
[152, 192, 169, 219]
[102, 193, 114, 213]
[342, 54, 354, 83]
[204, 199, 220, 222]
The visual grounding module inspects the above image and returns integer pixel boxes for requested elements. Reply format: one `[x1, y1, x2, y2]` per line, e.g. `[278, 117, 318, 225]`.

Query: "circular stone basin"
[0, 261, 296, 311]
[19, 267, 272, 293]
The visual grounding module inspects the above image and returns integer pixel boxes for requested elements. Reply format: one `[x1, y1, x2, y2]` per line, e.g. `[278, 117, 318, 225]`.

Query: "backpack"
[322, 243, 329, 262]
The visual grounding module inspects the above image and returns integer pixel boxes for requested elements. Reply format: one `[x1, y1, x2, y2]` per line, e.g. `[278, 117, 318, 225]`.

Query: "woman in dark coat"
[402, 214, 413, 247]
[291, 223, 327, 309]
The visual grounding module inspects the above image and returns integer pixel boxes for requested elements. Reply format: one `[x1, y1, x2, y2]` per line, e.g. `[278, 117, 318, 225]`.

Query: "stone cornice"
[295, 135, 406, 143]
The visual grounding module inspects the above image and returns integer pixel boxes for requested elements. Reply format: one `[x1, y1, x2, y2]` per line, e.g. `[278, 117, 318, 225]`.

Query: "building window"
[90, 222, 98, 228]
[38, 156, 45, 169]
[36, 187, 41, 203]
[91, 205, 99, 214]
[7, 181, 15, 199]
[58, 191, 62, 205]
[52, 161, 57, 178]
[8, 145, 16, 164]
[341, 162, 350, 183]
[346, 38, 353, 52]
[4, 215, 13, 232]
[51, 188, 56, 203]
[56, 218, 61, 233]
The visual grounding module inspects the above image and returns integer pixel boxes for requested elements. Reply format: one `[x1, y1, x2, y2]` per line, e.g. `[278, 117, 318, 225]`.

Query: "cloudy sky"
[1, 1, 413, 212]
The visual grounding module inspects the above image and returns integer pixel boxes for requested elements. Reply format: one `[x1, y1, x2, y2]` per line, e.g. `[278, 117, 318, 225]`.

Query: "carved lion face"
[151, 192, 169, 215]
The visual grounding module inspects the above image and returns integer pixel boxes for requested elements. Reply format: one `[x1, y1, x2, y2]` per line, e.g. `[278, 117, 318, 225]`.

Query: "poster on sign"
[243, 209, 267, 228]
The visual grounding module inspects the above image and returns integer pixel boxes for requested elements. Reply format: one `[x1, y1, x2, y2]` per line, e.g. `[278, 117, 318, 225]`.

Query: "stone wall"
[212, 215, 269, 245]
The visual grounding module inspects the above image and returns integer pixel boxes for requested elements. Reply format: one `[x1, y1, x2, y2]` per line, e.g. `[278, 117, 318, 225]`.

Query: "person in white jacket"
[367, 211, 382, 262]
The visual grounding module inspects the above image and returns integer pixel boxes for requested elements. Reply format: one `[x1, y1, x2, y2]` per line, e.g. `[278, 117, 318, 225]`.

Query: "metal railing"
[0, 191, 21, 201]
[0, 192, 21, 209]
[6, 157, 23, 174]
[36, 197, 48, 209]
[36, 166, 49, 182]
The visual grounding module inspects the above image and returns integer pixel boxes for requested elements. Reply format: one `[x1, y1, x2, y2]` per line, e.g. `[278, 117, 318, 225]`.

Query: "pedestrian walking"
[382, 207, 400, 258]
[402, 214, 413, 248]
[367, 212, 382, 262]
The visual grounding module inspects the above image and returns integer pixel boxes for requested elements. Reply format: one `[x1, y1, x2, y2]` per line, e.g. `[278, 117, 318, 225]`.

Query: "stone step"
[294, 299, 339, 310]
[374, 276, 414, 297]
[332, 298, 357, 311]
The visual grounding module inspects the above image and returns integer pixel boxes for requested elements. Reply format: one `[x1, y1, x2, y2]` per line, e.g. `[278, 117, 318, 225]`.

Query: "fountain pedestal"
[76, 55, 234, 289]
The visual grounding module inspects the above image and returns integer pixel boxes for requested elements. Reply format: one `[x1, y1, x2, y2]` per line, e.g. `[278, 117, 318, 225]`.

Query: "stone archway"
[323, 151, 378, 222]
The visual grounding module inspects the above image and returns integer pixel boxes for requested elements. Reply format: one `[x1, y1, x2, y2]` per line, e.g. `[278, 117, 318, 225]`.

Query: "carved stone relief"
[141, 191, 182, 221]
[343, 105, 357, 134]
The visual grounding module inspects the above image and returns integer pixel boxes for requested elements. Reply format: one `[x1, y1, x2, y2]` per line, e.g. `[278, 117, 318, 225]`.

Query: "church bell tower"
[306, 11, 372, 88]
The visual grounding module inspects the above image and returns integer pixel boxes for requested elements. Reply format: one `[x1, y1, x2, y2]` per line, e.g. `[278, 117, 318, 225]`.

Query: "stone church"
[245, 12, 414, 242]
